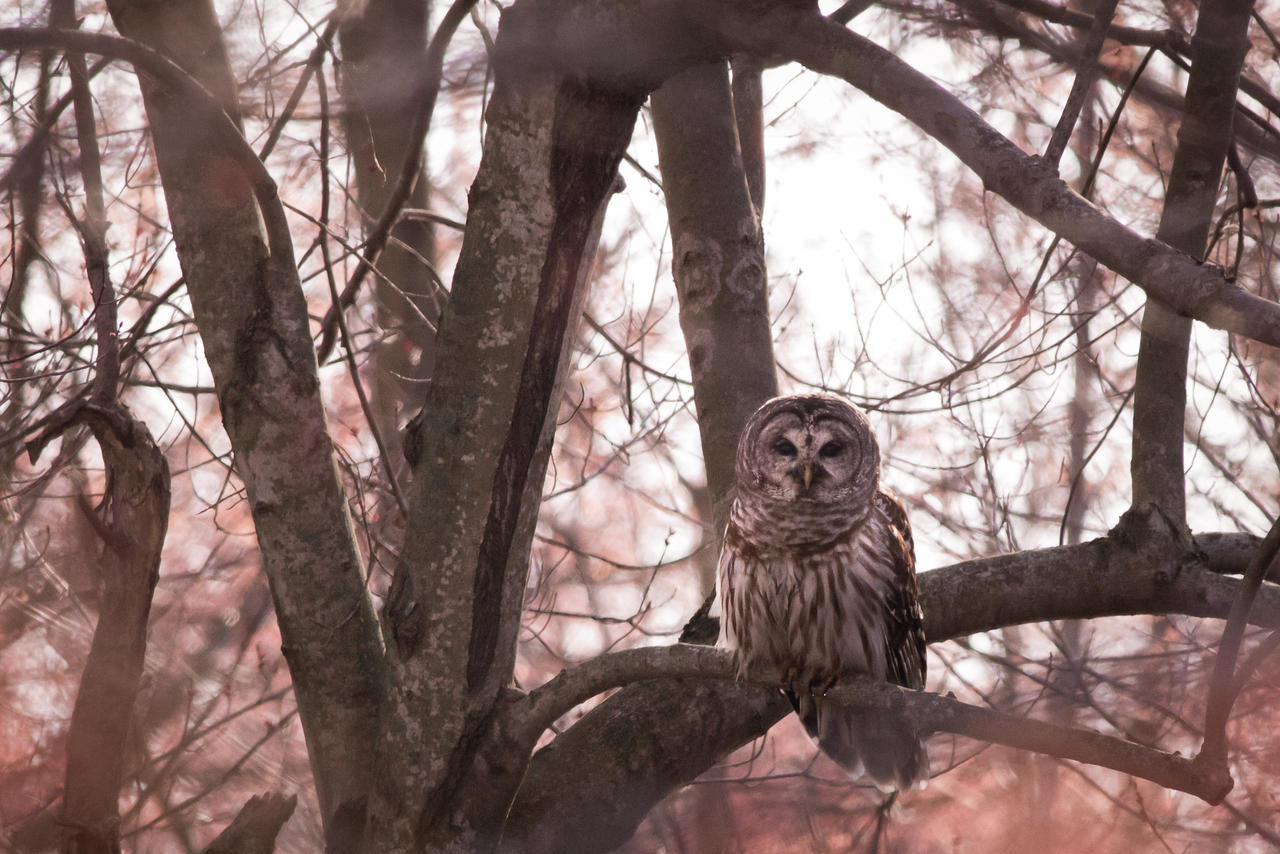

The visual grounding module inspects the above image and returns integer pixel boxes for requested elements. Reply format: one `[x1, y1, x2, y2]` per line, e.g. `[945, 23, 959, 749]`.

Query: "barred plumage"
[717, 394, 927, 791]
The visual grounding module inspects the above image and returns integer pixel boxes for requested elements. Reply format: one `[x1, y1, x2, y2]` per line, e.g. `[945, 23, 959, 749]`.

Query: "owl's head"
[735, 394, 880, 510]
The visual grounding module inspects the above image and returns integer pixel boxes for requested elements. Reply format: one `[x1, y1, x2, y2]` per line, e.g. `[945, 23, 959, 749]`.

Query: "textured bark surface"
[503, 58, 783, 853]
[368, 9, 643, 846]
[462, 0, 1280, 344]
[1129, 0, 1254, 522]
[503, 678, 789, 854]
[100, 0, 384, 841]
[503, 521, 1277, 854]
[498, 58, 782, 853]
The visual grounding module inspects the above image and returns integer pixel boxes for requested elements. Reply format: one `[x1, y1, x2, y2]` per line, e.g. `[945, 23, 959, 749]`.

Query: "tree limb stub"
[4, 14, 386, 840]
[202, 792, 298, 854]
[57, 404, 170, 852]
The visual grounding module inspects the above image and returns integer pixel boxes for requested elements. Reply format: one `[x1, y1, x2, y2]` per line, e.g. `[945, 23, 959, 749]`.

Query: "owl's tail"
[810, 697, 929, 792]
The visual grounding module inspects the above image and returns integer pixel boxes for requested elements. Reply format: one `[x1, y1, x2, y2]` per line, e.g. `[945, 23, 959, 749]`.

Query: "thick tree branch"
[502, 677, 789, 854]
[482, 1, 1280, 347]
[511, 645, 730, 747]
[824, 677, 1230, 803]
[522, 647, 1230, 802]
[651, 61, 777, 532]
[337, 0, 438, 487]
[772, 13, 1280, 349]
[507, 522, 1279, 851]
[513, 529, 1280, 748]
[47, 405, 170, 852]
[368, 15, 640, 847]
[0, 13, 387, 842]
[316, 0, 475, 363]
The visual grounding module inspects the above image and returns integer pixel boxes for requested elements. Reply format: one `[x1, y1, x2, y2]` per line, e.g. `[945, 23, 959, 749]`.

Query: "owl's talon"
[782, 666, 800, 695]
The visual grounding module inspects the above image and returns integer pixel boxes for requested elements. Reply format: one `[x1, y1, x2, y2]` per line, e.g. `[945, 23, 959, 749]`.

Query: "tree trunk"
[101, 1, 384, 843]
[503, 56, 784, 854]
[367, 9, 643, 846]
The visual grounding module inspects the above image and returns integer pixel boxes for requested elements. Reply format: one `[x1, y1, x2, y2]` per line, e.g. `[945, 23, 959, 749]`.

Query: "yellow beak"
[802, 464, 812, 491]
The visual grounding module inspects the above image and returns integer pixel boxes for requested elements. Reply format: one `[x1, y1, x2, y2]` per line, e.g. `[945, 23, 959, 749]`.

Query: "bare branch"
[825, 676, 1231, 803]
[1041, 0, 1118, 169]
[1201, 515, 1280, 765]
[651, 60, 777, 530]
[56, 404, 170, 851]
[772, 13, 1280, 348]
[0, 28, 292, 267]
[315, 0, 478, 363]
[56, 2, 118, 404]
[507, 522, 1280, 850]
[507, 641, 1230, 837]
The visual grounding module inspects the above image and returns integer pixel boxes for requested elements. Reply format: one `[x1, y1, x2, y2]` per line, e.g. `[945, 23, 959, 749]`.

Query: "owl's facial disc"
[755, 420, 844, 501]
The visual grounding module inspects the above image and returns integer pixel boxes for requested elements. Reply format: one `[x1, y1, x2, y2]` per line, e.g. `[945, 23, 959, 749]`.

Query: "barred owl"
[717, 394, 927, 791]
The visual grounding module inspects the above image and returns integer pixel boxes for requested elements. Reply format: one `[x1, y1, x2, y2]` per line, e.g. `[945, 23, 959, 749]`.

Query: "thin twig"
[315, 57, 408, 517]
[1200, 514, 1280, 764]
[315, 0, 479, 363]
[0, 57, 108, 196]
[52, 1, 119, 406]
[257, 17, 338, 161]
[1043, 0, 1119, 169]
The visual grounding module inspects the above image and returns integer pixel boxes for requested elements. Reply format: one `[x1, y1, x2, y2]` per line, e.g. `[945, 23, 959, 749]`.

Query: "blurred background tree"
[1, 0, 1279, 851]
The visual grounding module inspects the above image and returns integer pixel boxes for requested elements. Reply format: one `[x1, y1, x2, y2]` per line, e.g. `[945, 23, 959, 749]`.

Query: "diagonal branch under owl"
[509, 643, 1231, 804]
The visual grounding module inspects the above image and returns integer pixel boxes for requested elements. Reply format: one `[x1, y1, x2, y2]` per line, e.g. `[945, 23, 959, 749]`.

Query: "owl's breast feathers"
[718, 488, 925, 692]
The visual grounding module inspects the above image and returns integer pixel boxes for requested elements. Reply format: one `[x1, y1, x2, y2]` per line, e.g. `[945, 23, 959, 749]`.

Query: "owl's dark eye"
[774, 438, 798, 457]
[819, 441, 844, 458]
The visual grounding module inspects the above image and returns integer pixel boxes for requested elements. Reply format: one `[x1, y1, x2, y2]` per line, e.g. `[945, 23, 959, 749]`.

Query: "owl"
[717, 393, 927, 791]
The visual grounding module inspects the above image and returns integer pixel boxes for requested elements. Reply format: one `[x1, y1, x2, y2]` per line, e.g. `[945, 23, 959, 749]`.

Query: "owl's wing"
[875, 489, 926, 691]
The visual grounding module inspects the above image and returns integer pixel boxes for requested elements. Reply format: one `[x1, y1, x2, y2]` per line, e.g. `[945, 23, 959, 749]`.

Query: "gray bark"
[367, 9, 643, 846]
[490, 0, 1280, 347]
[56, 407, 169, 854]
[1129, 0, 1255, 523]
[97, 2, 384, 842]
[503, 522, 1276, 853]
[9, 1, 1279, 849]
[651, 61, 777, 531]
[503, 57, 782, 854]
